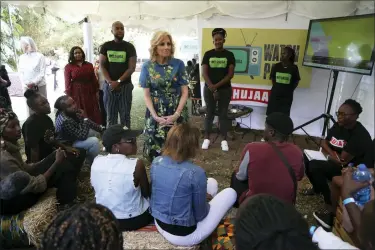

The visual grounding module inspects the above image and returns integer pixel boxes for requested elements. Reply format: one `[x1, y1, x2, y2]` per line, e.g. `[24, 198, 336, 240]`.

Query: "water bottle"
[352, 164, 372, 207]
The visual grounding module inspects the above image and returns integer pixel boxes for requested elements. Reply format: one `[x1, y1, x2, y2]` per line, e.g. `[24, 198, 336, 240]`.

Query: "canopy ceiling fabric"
[3, 1, 374, 34]
[5, 1, 374, 20]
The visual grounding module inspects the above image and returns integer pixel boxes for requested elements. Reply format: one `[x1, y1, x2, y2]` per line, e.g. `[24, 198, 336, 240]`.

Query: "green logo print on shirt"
[107, 50, 127, 63]
[275, 72, 292, 84]
[209, 57, 228, 68]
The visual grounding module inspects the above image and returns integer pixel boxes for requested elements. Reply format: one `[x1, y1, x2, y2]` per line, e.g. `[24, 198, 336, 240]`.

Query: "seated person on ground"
[336, 168, 375, 250]
[328, 140, 374, 233]
[22, 89, 86, 167]
[235, 194, 358, 250]
[235, 194, 319, 250]
[54, 95, 104, 165]
[304, 100, 373, 230]
[0, 110, 80, 214]
[231, 112, 304, 207]
[91, 125, 153, 231]
[150, 123, 237, 246]
[41, 203, 123, 250]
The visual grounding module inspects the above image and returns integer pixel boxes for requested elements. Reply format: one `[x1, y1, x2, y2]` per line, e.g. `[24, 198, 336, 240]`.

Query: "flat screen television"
[302, 14, 375, 75]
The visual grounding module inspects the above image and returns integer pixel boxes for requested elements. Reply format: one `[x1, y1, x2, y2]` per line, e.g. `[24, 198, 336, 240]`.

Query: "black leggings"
[305, 157, 342, 205]
[99, 89, 107, 127]
[118, 210, 153, 231]
[204, 86, 232, 137]
[230, 171, 248, 208]
[0, 152, 80, 215]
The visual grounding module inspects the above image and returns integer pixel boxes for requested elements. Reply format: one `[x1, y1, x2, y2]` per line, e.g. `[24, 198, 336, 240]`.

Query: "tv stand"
[293, 70, 338, 137]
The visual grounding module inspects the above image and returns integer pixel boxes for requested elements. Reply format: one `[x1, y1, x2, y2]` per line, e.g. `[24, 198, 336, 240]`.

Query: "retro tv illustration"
[224, 46, 262, 77]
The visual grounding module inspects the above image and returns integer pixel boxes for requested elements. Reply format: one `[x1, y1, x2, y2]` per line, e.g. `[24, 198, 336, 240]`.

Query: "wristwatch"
[117, 79, 121, 83]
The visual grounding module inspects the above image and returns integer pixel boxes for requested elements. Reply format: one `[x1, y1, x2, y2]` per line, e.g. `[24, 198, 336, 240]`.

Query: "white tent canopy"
[3, 1, 374, 137]
[4, 1, 375, 29]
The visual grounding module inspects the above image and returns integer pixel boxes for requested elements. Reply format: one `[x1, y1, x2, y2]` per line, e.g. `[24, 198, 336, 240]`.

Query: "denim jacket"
[150, 156, 210, 227]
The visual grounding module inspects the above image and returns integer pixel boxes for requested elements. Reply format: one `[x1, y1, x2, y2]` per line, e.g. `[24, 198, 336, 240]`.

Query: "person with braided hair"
[201, 28, 235, 152]
[266, 46, 300, 116]
[41, 203, 123, 250]
[235, 194, 319, 250]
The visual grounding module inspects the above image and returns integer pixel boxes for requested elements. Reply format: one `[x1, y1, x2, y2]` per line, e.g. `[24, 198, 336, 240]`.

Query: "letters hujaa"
[232, 87, 270, 104]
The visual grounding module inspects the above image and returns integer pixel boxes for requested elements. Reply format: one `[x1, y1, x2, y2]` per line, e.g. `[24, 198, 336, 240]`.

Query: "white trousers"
[155, 178, 237, 247]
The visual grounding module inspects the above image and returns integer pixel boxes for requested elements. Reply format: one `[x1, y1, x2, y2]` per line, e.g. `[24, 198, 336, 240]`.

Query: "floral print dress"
[139, 58, 189, 161]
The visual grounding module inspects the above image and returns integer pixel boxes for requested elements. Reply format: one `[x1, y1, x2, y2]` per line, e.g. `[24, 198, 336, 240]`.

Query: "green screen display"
[303, 14, 375, 75]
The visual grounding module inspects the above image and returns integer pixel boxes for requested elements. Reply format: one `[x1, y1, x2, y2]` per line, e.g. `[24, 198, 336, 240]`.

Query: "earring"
[116, 148, 120, 153]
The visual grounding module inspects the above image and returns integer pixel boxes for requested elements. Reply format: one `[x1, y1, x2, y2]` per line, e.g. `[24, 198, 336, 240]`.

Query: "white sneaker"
[202, 139, 210, 150]
[260, 138, 265, 142]
[221, 140, 229, 151]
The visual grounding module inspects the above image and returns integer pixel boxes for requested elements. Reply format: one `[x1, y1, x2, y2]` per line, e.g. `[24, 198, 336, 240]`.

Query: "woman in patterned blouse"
[139, 31, 189, 161]
[64, 46, 102, 124]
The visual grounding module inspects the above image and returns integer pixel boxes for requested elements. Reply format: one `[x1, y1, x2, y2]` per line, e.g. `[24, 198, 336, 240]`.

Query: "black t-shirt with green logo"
[269, 62, 300, 98]
[100, 40, 136, 83]
[202, 49, 236, 89]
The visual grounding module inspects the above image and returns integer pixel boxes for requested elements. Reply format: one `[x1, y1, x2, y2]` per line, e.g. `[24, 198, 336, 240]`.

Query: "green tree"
[0, 4, 23, 70]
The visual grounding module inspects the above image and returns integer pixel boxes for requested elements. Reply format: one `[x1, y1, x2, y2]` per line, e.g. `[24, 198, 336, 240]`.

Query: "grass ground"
[88, 85, 325, 225]
[16, 84, 324, 227]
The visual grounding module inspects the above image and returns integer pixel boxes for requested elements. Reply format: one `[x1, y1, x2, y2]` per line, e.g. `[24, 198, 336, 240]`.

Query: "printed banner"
[201, 28, 312, 87]
[231, 86, 270, 104]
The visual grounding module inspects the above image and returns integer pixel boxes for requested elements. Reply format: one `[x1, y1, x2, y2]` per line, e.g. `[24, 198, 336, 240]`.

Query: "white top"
[90, 154, 150, 219]
[18, 52, 46, 87]
[312, 227, 358, 249]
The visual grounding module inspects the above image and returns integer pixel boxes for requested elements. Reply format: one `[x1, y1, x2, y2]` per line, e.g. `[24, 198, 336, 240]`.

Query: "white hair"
[20, 36, 38, 53]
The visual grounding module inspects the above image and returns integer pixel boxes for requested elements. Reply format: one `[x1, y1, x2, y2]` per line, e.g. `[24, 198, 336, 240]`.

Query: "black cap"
[102, 125, 141, 151]
[266, 112, 294, 136]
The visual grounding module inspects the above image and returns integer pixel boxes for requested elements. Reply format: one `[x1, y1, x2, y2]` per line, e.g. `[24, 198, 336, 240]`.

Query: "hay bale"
[123, 231, 199, 250]
[23, 188, 57, 247]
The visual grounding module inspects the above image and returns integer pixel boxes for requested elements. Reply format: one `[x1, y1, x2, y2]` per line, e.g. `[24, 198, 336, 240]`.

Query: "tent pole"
[7, 4, 18, 68]
[82, 16, 94, 63]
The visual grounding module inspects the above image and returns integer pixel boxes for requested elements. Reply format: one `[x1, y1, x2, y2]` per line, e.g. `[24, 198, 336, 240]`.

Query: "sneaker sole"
[313, 212, 332, 229]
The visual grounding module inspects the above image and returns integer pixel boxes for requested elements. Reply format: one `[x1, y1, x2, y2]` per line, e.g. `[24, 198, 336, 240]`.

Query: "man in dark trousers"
[99, 21, 137, 128]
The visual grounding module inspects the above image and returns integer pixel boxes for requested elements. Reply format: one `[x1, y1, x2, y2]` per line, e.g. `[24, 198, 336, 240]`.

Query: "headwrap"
[0, 109, 17, 136]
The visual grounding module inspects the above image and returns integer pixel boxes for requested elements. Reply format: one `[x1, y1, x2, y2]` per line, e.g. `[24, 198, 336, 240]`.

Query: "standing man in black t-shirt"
[267, 47, 300, 116]
[201, 28, 235, 152]
[99, 21, 137, 128]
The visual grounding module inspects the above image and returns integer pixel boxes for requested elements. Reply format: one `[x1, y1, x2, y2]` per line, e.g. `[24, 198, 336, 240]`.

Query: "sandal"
[301, 187, 316, 196]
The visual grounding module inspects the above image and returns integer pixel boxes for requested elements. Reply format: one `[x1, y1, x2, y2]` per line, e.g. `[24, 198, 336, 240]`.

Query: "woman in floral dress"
[139, 31, 189, 161]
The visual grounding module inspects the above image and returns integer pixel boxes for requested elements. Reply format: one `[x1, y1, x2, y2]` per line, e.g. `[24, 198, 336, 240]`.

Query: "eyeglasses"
[119, 138, 136, 145]
[335, 112, 356, 117]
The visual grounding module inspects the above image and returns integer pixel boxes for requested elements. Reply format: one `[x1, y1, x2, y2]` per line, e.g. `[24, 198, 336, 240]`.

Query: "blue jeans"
[73, 130, 100, 164]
